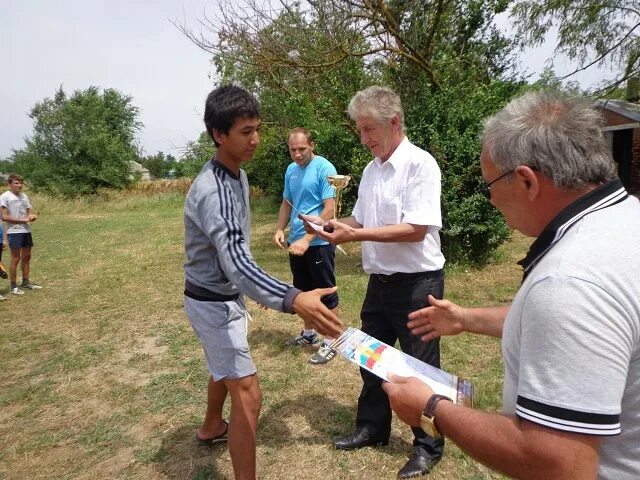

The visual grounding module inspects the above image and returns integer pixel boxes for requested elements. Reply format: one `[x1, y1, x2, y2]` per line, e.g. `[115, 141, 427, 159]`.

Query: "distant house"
[595, 99, 640, 194]
[0, 172, 8, 183]
[129, 161, 152, 181]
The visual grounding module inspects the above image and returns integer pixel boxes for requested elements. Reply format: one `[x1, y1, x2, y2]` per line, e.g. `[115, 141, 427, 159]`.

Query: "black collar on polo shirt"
[518, 178, 628, 282]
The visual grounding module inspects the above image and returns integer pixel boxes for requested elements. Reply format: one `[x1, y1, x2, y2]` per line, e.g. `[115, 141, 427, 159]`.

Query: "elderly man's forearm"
[435, 403, 600, 479]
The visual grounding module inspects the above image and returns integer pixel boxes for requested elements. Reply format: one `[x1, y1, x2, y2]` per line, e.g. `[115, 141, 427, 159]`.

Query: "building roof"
[129, 160, 150, 173]
[595, 99, 640, 122]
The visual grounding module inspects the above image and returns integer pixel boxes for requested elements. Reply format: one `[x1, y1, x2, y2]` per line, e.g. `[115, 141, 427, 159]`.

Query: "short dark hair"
[204, 85, 261, 147]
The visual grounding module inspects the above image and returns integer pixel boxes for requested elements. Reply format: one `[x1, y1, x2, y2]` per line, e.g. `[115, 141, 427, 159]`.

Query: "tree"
[179, 0, 513, 93]
[177, 132, 216, 178]
[140, 151, 178, 179]
[511, 0, 640, 94]
[0, 157, 12, 173]
[10, 86, 142, 196]
[180, 0, 522, 264]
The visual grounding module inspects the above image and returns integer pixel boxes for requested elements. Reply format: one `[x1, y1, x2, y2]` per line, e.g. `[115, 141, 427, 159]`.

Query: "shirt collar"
[518, 178, 628, 281]
[211, 158, 241, 180]
[374, 136, 409, 169]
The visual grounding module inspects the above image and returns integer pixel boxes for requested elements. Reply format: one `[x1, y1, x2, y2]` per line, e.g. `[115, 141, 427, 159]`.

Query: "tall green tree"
[11, 86, 142, 196]
[181, 0, 523, 264]
[511, 0, 640, 94]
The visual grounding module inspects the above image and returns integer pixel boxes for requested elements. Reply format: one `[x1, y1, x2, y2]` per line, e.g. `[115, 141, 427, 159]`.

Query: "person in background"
[274, 127, 340, 365]
[0, 174, 42, 295]
[384, 91, 640, 480]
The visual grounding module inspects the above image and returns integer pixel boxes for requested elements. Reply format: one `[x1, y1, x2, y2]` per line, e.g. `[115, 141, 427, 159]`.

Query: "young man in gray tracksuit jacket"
[183, 85, 342, 480]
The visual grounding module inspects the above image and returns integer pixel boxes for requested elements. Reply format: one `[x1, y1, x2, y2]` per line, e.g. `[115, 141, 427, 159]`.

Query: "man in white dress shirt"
[304, 85, 446, 478]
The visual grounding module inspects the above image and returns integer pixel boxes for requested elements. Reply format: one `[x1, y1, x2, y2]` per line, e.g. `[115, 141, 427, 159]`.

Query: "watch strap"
[424, 394, 452, 418]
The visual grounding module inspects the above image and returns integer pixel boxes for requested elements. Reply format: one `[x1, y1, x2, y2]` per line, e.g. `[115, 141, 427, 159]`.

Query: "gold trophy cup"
[327, 174, 351, 220]
[327, 175, 351, 256]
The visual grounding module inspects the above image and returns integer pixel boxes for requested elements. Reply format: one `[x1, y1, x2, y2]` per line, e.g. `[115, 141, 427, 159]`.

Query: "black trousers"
[356, 270, 445, 459]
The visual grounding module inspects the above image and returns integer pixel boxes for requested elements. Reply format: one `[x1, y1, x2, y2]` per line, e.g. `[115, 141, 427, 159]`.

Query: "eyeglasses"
[481, 170, 514, 199]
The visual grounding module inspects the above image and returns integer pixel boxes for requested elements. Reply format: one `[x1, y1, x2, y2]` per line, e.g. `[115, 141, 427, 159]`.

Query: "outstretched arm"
[301, 214, 427, 245]
[407, 295, 509, 340]
[188, 186, 343, 337]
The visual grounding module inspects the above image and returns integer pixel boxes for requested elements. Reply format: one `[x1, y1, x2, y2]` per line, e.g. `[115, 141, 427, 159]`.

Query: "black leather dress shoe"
[333, 429, 388, 450]
[397, 453, 439, 478]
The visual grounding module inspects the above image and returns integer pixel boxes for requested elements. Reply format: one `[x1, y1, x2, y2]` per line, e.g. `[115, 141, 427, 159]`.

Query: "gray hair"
[482, 91, 616, 190]
[347, 86, 405, 132]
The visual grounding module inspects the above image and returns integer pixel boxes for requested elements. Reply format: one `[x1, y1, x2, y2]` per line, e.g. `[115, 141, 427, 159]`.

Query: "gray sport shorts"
[184, 296, 256, 381]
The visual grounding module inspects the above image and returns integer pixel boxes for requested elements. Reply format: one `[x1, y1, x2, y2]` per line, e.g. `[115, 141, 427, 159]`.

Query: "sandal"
[196, 420, 228, 445]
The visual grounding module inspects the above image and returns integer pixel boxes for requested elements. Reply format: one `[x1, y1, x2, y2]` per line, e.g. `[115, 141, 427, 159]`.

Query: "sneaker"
[0, 294, 6, 301]
[0, 263, 7, 279]
[11, 287, 25, 295]
[308, 345, 338, 365]
[285, 330, 321, 348]
[21, 283, 42, 290]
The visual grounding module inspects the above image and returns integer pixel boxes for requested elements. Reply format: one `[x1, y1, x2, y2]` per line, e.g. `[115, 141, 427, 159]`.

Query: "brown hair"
[8, 173, 24, 184]
[288, 127, 314, 144]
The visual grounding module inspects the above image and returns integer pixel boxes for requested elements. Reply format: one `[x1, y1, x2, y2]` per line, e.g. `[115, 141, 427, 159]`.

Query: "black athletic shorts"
[288, 244, 339, 309]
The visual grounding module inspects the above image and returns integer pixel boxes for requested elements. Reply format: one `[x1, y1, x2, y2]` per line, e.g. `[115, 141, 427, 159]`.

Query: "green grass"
[0, 190, 530, 479]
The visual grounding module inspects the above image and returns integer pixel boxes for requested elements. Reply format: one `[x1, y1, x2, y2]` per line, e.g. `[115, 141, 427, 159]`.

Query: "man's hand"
[28, 213, 37, 223]
[299, 214, 356, 245]
[382, 374, 434, 427]
[292, 287, 343, 338]
[273, 229, 286, 249]
[407, 295, 465, 342]
[299, 214, 325, 234]
[288, 237, 310, 256]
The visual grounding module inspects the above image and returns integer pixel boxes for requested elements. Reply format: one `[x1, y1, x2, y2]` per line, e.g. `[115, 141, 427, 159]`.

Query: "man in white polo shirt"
[304, 85, 446, 478]
[383, 91, 640, 479]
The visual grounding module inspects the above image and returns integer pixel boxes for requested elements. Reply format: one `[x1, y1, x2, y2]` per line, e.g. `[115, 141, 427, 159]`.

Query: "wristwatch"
[420, 394, 452, 438]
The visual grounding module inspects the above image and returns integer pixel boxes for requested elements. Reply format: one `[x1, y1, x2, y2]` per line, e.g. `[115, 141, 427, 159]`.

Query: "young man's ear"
[212, 129, 225, 146]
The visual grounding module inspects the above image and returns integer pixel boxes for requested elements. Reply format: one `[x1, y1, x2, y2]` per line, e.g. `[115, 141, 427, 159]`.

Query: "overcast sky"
[1, 1, 611, 160]
[1, 0, 217, 159]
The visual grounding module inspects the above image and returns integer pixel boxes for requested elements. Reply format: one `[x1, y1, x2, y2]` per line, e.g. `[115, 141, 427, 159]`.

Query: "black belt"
[371, 269, 443, 284]
[184, 280, 239, 302]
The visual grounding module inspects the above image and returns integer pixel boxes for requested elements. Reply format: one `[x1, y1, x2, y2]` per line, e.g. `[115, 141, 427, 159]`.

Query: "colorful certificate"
[330, 327, 474, 406]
